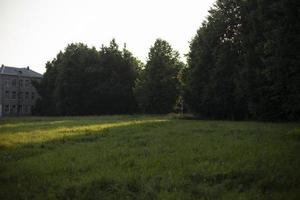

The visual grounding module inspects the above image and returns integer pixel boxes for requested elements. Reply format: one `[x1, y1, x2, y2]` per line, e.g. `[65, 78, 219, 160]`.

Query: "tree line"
[34, 0, 300, 121]
[34, 39, 184, 115]
[185, 0, 299, 120]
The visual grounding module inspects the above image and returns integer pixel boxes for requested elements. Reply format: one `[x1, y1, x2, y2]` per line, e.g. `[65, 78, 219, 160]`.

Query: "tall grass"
[0, 116, 299, 199]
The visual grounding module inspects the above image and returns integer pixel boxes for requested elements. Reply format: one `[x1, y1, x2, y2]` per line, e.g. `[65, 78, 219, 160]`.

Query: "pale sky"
[0, 0, 215, 74]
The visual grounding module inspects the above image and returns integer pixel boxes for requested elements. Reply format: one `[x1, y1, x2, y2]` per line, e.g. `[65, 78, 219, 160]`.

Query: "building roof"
[0, 65, 42, 78]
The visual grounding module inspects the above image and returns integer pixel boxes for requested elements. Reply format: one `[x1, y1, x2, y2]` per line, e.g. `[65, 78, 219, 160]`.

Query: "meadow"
[0, 115, 300, 199]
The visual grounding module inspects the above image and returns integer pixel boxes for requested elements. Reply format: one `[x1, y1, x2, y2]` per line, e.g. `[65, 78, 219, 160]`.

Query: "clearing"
[0, 115, 300, 199]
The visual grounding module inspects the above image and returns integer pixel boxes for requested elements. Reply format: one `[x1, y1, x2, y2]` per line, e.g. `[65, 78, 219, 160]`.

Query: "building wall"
[0, 74, 41, 116]
[0, 75, 2, 117]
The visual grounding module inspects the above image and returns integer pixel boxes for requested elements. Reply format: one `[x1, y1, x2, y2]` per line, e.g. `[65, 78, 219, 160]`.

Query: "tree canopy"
[34, 0, 300, 121]
[35, 40, 140, 115]
[185, 0, 300, 120]
[134, 39, 183, 114]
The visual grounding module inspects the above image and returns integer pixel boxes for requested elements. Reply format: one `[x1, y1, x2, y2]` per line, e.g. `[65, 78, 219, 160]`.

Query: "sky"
[0, 0, 216, 74]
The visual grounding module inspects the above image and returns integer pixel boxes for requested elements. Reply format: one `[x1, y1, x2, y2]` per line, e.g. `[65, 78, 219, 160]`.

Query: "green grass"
[0, 115, 300, 199]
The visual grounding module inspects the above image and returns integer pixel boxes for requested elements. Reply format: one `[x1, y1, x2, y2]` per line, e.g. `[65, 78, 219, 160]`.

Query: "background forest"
[34, 0, 300, 121]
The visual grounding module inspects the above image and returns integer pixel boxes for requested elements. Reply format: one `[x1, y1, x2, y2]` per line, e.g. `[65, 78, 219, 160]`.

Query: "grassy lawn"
[0, 115, 300, 199]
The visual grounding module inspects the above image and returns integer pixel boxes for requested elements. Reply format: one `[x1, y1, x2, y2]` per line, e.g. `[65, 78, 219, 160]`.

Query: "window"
[12, 79, 17, 86]
[4, 80, 9, 87]
[4, 105, 9, 113]
[31, 92, 35, 100]
[18, 92, 23, 99]
[25, 92, 29, 99]
[12, 91, 17, 99]
[19, 79, 23, 87]
[5, 91, 9, 98]
[24, 105, 29, 113]
[18, 105, 23, 113]
[11, 105, 16, 113]
[25, 80, 30, 87]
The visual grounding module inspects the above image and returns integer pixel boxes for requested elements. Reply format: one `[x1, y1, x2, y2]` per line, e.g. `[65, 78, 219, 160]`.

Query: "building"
[0, 65, 42, 117]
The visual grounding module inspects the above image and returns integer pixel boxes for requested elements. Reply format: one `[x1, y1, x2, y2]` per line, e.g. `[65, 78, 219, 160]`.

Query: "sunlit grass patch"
[0, 118, 168, 148]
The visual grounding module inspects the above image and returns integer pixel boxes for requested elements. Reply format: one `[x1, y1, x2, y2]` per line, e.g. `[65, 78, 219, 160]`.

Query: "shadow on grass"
[56, 177, 150, 200]
[0, 119, 171, 163]
[55, 168, 296, 200]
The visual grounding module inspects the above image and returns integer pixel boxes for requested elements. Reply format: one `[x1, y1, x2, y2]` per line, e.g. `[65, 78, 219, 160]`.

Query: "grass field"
[0, 115, 300, 199]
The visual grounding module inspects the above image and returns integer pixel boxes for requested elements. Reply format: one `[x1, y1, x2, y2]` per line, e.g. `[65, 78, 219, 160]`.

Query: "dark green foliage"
[186, 0, 246, 120]
[186, 0, 300, 120]
[34, 0, 299, 119]
[135, 39, 183, 113]
[35, 40, 140, 115]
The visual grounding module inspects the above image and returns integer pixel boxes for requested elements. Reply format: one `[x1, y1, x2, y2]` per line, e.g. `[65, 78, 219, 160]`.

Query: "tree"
[186, 0, 246, 119]
[135, 39, 183, 114]
[54, 43, 99, 115]
[86, 39, 140, 114]
[185, 0, 300, 121]
[249, 0, 300, 120]
[34, 40, 141, 115]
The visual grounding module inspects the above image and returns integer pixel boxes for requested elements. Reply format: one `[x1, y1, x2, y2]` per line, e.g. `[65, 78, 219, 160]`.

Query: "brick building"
[0, 65, 42, 117]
